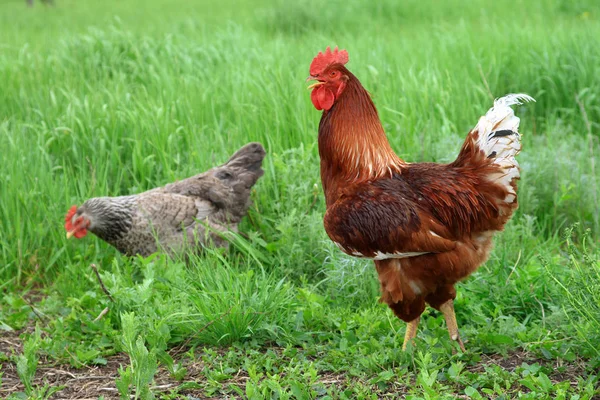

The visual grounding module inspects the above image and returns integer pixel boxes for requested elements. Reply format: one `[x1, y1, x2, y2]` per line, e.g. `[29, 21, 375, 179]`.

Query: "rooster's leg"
[402, 316, 420, 351]
[439, 300, 466, 351]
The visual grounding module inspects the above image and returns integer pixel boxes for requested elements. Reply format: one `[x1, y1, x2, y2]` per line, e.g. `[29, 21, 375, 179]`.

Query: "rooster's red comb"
[310, 46, 349, 76]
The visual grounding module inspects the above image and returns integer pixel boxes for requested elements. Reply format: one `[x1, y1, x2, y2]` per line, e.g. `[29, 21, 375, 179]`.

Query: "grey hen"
[65, 142, 265, 256]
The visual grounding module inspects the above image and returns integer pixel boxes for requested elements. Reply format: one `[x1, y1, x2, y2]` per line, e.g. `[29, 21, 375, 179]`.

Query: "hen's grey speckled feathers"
[72, 143, 265, 257]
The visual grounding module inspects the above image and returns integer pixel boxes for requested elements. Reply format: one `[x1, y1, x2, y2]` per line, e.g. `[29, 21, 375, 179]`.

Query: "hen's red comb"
[65, 205, 77, 231]
[310, 46, 349, 76]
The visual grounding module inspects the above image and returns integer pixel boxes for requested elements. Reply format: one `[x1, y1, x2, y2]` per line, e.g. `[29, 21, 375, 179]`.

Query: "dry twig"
[90, 264, 114, 322]
[93, 307, 110, 322]
[91, 264, 114, 303]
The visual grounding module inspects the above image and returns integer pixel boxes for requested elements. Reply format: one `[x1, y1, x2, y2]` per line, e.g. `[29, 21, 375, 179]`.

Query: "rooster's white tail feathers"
[473, 93, 535, 203]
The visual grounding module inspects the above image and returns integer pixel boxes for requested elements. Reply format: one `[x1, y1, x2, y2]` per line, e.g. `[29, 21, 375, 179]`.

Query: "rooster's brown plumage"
[65, 142, 265, 257]
[308, 47, 534, 350]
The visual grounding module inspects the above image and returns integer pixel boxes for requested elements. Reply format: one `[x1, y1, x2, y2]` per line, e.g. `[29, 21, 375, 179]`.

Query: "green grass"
[1, 0, 600, 398]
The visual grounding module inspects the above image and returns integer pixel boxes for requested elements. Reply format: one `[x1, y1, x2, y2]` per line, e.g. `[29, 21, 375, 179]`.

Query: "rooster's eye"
[329, 71, 337, 78]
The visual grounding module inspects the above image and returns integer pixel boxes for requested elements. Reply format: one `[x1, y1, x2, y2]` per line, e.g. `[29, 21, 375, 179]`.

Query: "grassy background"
[0, 0, 599, 398]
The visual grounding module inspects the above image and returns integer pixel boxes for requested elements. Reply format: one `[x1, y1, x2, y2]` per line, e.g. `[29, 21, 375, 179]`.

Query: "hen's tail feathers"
[457, 94, 535, 203]
[211, 142, 266, 219]
[223, 142, 266, 188]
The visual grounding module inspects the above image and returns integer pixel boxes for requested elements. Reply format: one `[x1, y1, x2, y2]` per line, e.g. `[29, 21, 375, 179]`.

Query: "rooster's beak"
[306, 76, 325, 90]
[66, 231, 75, 239]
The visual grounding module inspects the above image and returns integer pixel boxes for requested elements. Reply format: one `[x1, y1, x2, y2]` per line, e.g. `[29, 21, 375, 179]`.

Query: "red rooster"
[307, 47, 533, 350]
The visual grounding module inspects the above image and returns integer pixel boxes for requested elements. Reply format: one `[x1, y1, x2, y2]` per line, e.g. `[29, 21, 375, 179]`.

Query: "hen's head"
[307, 46, 349, 111]
[65, 205, 90, 239]
[65, 197, 134, 241]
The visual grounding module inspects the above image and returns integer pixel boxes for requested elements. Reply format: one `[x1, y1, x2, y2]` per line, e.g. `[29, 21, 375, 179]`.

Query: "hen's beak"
[306, 76, 325, 90]
[66, 230, 75, 239]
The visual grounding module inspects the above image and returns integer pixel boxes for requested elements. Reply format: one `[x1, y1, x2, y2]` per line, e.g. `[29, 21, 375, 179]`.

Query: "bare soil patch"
[1, 329, 596, 399]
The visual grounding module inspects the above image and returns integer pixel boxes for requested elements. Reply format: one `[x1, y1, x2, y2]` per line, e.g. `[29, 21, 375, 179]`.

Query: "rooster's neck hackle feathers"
[318, 70, 405, 203]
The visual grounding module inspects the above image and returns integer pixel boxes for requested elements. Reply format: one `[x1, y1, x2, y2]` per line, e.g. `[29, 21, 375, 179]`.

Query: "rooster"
[307, 47, 534, 350]
[65, 142, 265, 257]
